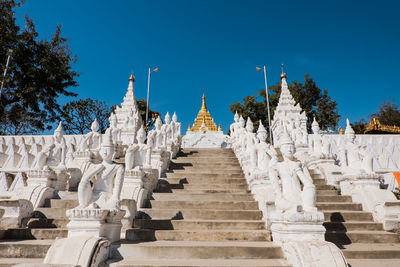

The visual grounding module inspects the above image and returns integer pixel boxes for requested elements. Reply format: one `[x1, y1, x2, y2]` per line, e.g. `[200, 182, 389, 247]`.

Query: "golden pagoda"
[365, 117, 400, 134]
[189, 92, 219, 132]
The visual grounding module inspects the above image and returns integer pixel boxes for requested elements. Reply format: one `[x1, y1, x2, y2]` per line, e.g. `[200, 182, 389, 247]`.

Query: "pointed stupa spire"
[190, 90, 219, 132]
[257, 120, 267, 134]
[201, 89, 207, 112]
[114, 71, 140, 129]
[345, 118, 355, 135]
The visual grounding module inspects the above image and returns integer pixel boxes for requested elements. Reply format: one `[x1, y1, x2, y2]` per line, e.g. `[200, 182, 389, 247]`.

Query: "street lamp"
[146, 67, 159, 123]
[256, 65, 273, 145]
[0, 48, 14, 96]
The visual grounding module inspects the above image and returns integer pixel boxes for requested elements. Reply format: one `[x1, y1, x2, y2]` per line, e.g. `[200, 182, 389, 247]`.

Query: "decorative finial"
[187, 124, 191, 131]
[129, 66, 135, 82]
[218, 124, 222, 131]
[280, 63, 287, 79]
[201, 90, 207, 111]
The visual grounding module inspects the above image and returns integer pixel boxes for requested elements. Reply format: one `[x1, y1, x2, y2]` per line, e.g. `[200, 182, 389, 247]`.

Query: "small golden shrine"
[365, 117, 400, 134]
[188, 92, 219, 132]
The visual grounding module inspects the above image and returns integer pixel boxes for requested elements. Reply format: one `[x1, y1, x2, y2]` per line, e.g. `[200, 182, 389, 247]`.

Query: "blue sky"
[15, 0, 400, 133]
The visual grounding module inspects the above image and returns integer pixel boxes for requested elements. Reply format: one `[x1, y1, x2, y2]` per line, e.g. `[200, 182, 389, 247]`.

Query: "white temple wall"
[0, 134, 85, 146]
[316, 134, 400, 172]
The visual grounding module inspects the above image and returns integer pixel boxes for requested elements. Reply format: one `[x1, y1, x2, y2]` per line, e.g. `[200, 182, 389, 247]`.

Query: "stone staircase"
[0, 191, 76, 266]
[311, 168, 400, 267]
[109, 148, 290, 267]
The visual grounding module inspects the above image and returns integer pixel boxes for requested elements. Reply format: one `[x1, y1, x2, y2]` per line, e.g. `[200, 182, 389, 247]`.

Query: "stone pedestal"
[0, 198, 33, 228]
[339, 172, 380, 196]
[270, 211, 326, 242]
[270, 211, 347, 267]
[151, 149, 170, 179]
[66, 208, 125, 242]
[72, 151, 93, 166]
[44, 235, 110, 266]
[121, 169, 148, 212]
[339, 172, 400, 231]
[27, 169, 56, 188]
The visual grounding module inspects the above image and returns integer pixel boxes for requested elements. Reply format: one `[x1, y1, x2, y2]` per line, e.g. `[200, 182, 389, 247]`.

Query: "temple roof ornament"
[280, 63, 287, 80]
[364, 117, 400, 134]
[189, 92, 219, 132]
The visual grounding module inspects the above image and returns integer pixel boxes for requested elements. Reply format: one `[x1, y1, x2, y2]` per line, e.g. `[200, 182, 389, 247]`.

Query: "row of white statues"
[229, 73, 400, 266]
[0, 75, 182, 243]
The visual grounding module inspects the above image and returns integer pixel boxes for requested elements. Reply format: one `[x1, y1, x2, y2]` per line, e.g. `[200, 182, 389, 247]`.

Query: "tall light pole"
[0, 49, 13, 96]
[146, 67, 159, 123]
[256, 65, 273, 145]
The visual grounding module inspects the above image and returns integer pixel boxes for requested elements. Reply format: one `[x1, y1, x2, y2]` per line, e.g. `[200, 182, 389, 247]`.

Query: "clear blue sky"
[15, 0, 400, 133]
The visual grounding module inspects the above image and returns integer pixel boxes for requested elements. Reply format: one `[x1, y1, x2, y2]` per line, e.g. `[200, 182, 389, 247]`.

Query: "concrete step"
[170, 184, 249, 190]
[152, 193, 254, 201]
[171, 170, 243, 175]
[316, 195, 352, 202]
[323, 211, 374, 222]
[147, 200, 258, 210]
[109, 258, 290, 267]
[49, 199, 78, 209]
[346, 259, 400, 267]
[171, 162, 241, 168]
[57, 191, 78, 200]
[315, 184, 334, 190]
[180, 149, 235, 153]
[0, 258, 43, 267]
[2, 228, 67, 240]
[176, 156, 238, 160]
[164, 189, 252, 194]
[310, 173, 323, 179]
[341, 243, 400, 259]
[173, 159, 239, 164]
[161, 177, 247, 185]
[125, 229, 271, 242]
[0, 239, 53, 258]
[316, 202, 363, 211]
[133, 219, 266, 231]
[323, 221, 384, 231]
[110, 241, 285, 260]
[316, 190, 339, 196]
[34, 207, 67, 219]
[182, 166, 243, 171]
[27, 218, 69, 228]
[326, 230, 400, 244]
[138, 209, 263, 220]
[166, 173, 244, 179]
[312, 178, 326, 185]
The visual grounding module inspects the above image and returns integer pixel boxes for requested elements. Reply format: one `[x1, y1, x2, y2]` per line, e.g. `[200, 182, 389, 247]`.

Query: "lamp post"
[0, 49, 13, 96]
[256, 65, 273, 145]
[146, 67, 159, 123]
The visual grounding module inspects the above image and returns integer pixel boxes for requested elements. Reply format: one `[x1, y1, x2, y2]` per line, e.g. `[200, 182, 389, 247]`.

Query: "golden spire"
[201, 89, 207, 112]
[187, 124, 191, 131]
[190, 90, 218, 132]
[129, 74, 135, 82]
[218, 124, 222, 131]
[280, 63, 287, 79]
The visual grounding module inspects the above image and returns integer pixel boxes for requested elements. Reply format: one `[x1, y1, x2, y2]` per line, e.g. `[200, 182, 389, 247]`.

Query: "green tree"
[230, 74, 340, 133]
[351, 119, 367, 134]
[60, 98, 111, 135]
[0, 0, 79, 135]
[372, 100, 400, 127]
